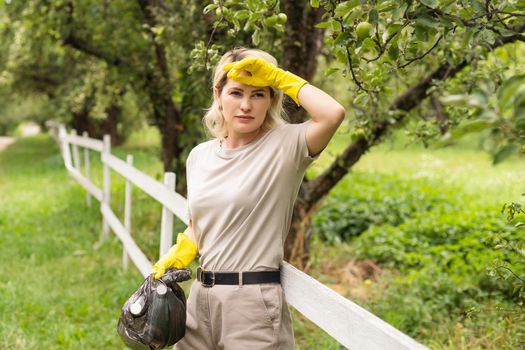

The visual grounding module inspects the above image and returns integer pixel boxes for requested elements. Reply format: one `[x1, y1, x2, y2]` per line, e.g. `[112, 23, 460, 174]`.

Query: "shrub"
[353, 209, 523, 300]
[313, 172, 445, 244]
[366, 266, 483, 337]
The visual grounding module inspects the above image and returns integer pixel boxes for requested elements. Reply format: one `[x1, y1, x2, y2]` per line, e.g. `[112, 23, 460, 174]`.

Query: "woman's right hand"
[151, 231, 197, 279]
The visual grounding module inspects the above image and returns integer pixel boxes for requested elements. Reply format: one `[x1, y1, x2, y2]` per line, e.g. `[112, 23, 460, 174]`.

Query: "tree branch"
[432, 94, 448, 135]
[363, 21, 410, 64]
[493, 22, 525, 45]
[497, 11, 525, 17]
[302, 23, 525, 211]
[346, 46, 367, 92]
[63, 34, 123, 66]
[136, 0, 171, 80]
[398, 35, 443, 69]
[61, 0, 122, 66]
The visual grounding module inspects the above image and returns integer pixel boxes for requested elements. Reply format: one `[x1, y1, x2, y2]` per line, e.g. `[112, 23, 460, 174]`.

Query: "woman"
[152, 47, 345, 349]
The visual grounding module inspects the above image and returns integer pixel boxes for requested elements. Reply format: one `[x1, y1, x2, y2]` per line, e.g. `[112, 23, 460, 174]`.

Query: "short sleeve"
[280, 121, 318, 171]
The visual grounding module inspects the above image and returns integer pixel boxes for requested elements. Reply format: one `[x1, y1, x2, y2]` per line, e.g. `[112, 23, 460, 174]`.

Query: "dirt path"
[0, 137, 15, 152]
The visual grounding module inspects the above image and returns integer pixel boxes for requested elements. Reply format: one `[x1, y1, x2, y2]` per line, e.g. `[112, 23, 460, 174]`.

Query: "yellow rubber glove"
[223, 57, 308, 106]
[151, 233, 197, 279]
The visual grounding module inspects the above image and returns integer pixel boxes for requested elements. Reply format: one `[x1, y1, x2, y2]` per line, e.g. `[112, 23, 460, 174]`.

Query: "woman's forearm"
[298, 84, 346, 156]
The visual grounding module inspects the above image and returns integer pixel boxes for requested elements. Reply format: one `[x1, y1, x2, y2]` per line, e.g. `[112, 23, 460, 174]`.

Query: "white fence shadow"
[49, 121, 428, 350]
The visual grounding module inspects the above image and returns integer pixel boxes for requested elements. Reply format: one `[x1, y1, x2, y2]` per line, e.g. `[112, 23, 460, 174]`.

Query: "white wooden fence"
[50, 122, 428, 350]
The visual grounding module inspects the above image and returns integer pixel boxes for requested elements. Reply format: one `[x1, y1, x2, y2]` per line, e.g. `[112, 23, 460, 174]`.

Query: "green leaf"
[264, 15, 279, 26]
[514, 106, 525, 129]
[414, 24, 428, 41]
[249, 12, 262, 23]
[493, 143, 520, 165]
[387, 23, 403, 35]
[479, 29, 496, 45]
[333, 31, 352, 45]
[334, 47, 348, 64]
[497, 74, 525, 111]
[449, 119, 493, 139]
[324, 67, 339, 77]
[246, 0, 258, 11]
[469, 0, 485, 15]
[440, 94, 469, 106]
[334, 3, 348, 18]
[440, 0, 457, 8]
[331, 20, 342, 32]
[203, 4, 218, 14]
[357, 37, 376, 55]
[368, 9, 379, 24]
[234, 10, 250, 21]
[440, 92, 487, 109]
[315, 21, 332, 29]
[388, 43, 399, 60]
[334, 0, 360, 18]
[392, 3, 409, 20]
[345, 7, 364, 23]
[440, 16, 454, 31]
[310, 0, 320, 8]
[252, 29, 261, 46]
[416, 14, 440, 29]
[419, 0, 438, 9]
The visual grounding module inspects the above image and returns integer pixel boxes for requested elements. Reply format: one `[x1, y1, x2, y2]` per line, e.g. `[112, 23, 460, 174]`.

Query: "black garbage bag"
[117, 268, 192, 350]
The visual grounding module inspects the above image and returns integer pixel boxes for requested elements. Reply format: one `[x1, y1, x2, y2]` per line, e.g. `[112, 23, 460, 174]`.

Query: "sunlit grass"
[0, 136, 142, 349]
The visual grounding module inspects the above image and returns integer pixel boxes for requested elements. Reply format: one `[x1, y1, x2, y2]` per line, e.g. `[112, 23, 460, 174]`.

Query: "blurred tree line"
[0, 0, 524, 268]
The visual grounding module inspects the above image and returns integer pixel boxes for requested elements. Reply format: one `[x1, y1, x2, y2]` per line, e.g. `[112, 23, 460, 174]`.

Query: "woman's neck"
[223, 128, 262, 149]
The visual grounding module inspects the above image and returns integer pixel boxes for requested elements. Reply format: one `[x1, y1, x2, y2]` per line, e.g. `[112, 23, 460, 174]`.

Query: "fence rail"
[50, 123, 428, 350]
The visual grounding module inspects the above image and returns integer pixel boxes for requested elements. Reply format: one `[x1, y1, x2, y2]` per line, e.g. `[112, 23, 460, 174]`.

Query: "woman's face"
[216, 78, 272, 137]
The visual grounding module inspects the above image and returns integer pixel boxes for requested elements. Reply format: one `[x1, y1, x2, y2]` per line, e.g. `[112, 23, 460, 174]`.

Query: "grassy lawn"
[0, 136, 142, 349]
[1, 130, 523, 349]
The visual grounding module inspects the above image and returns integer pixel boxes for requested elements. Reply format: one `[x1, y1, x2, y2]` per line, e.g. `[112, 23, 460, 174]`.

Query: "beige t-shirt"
[186, 121, 316, 271]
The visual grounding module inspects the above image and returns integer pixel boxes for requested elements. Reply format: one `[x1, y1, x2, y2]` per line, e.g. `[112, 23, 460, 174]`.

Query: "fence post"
[123, 154, 133, 270]
[58, 125, 72, 168]
[82, 131, 92, 208]
[159, 172, 176, 257]
[101, 135, 111, 239]
[71, 129, 81, 171]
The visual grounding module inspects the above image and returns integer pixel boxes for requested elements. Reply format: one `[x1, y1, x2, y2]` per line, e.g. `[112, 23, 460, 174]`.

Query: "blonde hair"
[203, 47, 287, 138]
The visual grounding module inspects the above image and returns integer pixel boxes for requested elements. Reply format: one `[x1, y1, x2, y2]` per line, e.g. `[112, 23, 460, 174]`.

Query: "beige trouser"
[174, 280, 294, 350]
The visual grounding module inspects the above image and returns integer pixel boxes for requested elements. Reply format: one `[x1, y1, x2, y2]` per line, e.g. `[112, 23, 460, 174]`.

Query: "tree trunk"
[432, 94, 449, 135]
[71, 96, 126, 146]
[137, 0, 185, 192]
[281, 2, 326, 268]
[282, 1, 325, 124]
[70, 90, 96, 137]
[103, 103, 124, 146]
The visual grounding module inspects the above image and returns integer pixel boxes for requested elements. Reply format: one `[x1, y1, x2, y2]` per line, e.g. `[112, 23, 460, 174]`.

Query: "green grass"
[0, 136, 143, 349]
[1, 131, 524, 349]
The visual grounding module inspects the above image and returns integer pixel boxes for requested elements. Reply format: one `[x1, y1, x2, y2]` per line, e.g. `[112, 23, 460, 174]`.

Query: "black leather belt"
[196, 267, 280, 287]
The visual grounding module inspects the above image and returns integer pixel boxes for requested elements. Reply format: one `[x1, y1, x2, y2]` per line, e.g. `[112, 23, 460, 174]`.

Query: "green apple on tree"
[356, 21, 372, 40]
[277, 13, 287, 24]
